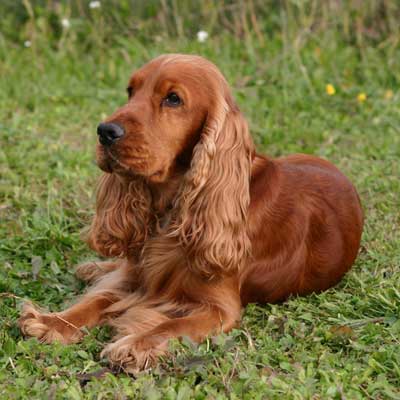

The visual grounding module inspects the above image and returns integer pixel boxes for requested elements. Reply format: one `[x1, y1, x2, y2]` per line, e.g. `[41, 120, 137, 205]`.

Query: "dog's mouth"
[96, 145, 131, 175]
[105, 149, 131, 171]
[97, 146, 166, 181]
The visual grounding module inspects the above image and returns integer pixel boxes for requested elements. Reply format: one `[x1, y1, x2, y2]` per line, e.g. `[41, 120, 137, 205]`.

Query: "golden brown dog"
[19, 54, 363, 372]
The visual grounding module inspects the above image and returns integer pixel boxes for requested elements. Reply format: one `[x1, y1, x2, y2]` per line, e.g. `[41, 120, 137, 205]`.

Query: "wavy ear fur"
[86, 173, 152, 259]
[173, 93, 255, 279]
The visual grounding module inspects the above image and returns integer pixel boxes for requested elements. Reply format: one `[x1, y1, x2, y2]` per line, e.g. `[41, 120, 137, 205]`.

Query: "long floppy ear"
[86, 173, 152, 259]
[173, 93, 255, 279]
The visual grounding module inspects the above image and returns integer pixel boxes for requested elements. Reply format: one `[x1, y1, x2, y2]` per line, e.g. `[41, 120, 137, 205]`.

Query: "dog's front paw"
[75, 261, 103, 282]
[102, 334, 168, 373]
[19, 303, 84, 344]
[75, 261, 117, 283]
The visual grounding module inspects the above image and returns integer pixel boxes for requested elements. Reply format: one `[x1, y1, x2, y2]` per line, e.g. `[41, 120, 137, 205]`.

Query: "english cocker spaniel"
[19, 54, 363, 372]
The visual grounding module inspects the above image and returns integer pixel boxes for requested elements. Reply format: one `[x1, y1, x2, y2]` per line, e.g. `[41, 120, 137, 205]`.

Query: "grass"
[1, 2, 400, 399]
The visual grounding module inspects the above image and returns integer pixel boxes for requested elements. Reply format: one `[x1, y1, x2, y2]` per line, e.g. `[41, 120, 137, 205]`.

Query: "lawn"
[0, 2, 399, 399]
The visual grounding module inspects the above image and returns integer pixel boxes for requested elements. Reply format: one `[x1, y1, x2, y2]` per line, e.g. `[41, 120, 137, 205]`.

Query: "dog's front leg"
[103, 304, 241, 371]
[75, 259, 121, 283]
[19, 262, 134, 344]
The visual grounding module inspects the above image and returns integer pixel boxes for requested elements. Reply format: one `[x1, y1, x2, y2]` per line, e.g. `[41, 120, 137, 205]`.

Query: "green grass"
[1, 3, 400, 399]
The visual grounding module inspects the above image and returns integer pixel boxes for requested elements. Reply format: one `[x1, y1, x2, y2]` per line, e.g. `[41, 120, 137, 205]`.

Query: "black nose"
[97, 122, 125, 146]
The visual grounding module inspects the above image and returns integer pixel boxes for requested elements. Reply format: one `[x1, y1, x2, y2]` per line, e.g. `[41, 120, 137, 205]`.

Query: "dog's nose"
[97, 122, 125, 146]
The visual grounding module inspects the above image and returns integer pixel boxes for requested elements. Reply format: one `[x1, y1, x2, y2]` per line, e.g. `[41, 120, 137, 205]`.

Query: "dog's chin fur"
[96, 149, 137, 177]
[98, 151, 173, 184]
[97, 160, 113, 173]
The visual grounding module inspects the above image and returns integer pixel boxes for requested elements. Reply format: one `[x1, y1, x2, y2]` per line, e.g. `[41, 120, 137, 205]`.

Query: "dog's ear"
[172, 91, 255, 279]
[86, 174, 152, 259]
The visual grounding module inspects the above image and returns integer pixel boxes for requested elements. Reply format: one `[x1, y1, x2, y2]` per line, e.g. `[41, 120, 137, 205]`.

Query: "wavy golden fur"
[19, 54, 363, 372]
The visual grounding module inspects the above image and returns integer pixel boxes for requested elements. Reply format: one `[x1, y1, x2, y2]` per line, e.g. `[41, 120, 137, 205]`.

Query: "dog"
[19, 54, 363, 372]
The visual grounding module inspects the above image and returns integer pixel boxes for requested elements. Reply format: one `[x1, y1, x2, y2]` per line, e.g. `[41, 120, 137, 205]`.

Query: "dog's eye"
[163, 92, 182, 107]
[127, 87, 134, 98]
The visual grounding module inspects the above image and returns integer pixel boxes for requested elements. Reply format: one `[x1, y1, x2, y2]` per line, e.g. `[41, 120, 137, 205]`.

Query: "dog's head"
[91, 54, 254, 277]
[97, 54, 246, 181]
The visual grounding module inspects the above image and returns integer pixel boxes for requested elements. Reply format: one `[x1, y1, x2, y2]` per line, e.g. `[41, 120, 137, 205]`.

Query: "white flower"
[197, 30, 208, 43]
[61, 18, 70, 29]
[24, 40, 31, 48]
[89, 1, 101, 9]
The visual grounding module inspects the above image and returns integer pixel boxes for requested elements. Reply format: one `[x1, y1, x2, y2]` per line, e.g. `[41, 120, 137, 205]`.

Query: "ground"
[0, 4, 399, 399]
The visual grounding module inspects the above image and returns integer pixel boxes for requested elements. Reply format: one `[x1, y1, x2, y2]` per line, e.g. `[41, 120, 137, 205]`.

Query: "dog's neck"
[147, 167, 186, 217]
